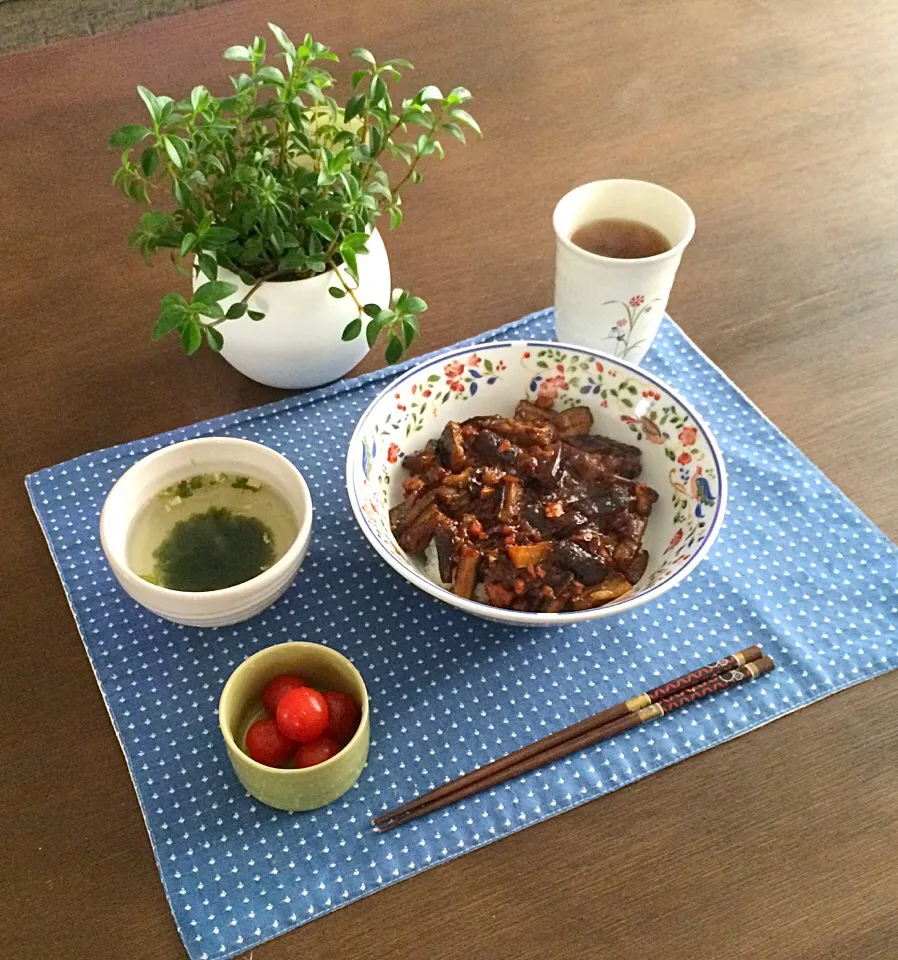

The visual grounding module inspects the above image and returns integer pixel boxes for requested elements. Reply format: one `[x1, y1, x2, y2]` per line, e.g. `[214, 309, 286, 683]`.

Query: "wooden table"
[3, 1, 897, 956]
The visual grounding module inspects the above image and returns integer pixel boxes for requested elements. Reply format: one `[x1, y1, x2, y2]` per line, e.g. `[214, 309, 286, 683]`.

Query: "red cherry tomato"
[323, 690, 362, 745]
[295, 736, 341, 768]
[276, 687, 329, 743]
[244, 717, 295, 767]
[262, 673, 306, 716]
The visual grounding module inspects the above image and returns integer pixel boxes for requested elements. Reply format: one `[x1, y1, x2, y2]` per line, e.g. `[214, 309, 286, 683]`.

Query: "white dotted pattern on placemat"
[26, 312, 898, 960]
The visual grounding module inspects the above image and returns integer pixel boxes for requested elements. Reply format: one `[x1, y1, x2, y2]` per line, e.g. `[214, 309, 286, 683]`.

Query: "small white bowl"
[347, 339, 727, 626]
[100, 437, 313, 627]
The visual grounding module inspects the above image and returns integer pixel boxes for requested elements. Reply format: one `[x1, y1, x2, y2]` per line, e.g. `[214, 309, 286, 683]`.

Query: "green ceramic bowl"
[219, 641, 370, 812]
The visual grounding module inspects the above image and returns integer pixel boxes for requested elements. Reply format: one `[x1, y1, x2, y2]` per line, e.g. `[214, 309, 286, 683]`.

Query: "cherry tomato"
[276, 686, 329, 743]
[323, 690, 362, 745]
[262, 673, 306, 715]
[244, 717, 295, 767]
[294, 736, 341, 768]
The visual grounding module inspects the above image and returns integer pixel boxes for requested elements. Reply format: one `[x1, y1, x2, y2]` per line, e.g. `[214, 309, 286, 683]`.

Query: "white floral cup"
[553, 180, 695, 364]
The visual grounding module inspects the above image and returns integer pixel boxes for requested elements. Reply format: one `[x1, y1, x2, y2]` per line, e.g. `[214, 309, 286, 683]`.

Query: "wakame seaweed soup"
[128, 473, 298, 592]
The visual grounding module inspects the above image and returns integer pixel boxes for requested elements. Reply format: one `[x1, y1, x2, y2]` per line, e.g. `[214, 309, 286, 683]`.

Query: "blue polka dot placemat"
[26, 311, 898, 960]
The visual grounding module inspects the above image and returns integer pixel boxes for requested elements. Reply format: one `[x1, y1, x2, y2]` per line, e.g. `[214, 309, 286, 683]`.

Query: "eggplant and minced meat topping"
[389, 399, 659, 612]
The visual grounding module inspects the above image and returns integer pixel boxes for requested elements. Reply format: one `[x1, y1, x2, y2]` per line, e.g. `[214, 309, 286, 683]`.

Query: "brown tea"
[570, 218, 671, 259]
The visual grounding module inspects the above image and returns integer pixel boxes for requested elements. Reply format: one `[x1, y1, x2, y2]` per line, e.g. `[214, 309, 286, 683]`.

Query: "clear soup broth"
[127, 472, 299, 592]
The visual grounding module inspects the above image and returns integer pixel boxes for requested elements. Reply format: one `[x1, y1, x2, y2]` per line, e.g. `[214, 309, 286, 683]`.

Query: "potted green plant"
[110, 23, 480, 389]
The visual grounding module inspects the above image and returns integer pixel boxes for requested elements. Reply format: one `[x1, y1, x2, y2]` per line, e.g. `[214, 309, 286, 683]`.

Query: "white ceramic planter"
[196, 229, 391, 390]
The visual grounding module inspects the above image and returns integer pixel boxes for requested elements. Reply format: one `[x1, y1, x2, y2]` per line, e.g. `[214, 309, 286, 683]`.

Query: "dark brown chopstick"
[372, 645, 766, 831]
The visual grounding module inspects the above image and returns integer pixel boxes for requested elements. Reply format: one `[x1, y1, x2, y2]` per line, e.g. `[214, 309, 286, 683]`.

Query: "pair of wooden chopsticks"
[372, 645, 773, 832]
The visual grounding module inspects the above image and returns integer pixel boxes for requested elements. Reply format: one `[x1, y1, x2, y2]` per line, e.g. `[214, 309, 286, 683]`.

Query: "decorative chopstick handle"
[373, 645, 766, 828]
[637, 655, 774, 721]
[624, 644, 763, 712]
[375, 656, 777, 832]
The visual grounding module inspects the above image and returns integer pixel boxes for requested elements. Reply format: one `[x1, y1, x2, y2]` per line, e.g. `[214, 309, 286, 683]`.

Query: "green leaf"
[370, 75, 388, 105]
[351, 69, 368, 89]
[343, 94, 366, 122]
[161, 292, 189, 309]
[390, 206, 403, 229]
[204, 325, 224, 352]
[441, 121, 466, 143]
[194, 280, 238, 305]
[365, 320, 381, 348]
[403, 296, 427, 314]
[307, 217, 336, 241]
[109, 124, 151, 147]
[385, 333, 403, 364]
[190, 85, 208, 112]
[180, 319, 203, 355]
[419, 85, 443, 101]
[172, 178, 190, 209]
[151, 306, 184, 340]
[268, 23, 295, 53]
[401, 315, 419, 346]
[383, 57, 414, 70]
[342, 317, 363, 341]
[193, 300, 224, 320]
[339, 243, 358, 281]
[621, 397, 634, 408]
[180, 232, 197, 256]
[256, 66, 285, 84]
[363, 303, 381, 319]
[351, 47, 376, 66]
[139, 145, 158, 176]
[206, 226, 239, 244]
[343, 231, 368, 249]
[447, 86, 472, 104]
[137, 85, 161, 121]
[450, 108, 481, 135]
[223, 45, 253, 61]
[163, 135, 184, 169]
[197, 252, 218, 281]
[248, 309, 265, 321]
[225, 301, 247, 319]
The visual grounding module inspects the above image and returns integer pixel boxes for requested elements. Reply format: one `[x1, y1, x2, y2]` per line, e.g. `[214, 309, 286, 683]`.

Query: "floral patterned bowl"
[346, 340, 727, 626]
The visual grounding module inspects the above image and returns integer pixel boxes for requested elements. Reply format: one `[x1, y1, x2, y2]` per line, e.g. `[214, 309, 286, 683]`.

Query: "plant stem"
[240, 268, 280, 304]
[389, 107, 443, 195]
[332, 262, 364, 315]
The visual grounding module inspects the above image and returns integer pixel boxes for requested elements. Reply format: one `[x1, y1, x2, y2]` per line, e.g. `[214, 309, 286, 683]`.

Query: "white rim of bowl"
[100, 437, 313, 602]
[346, 339, 728, 625]
[218, 641, 369, 776]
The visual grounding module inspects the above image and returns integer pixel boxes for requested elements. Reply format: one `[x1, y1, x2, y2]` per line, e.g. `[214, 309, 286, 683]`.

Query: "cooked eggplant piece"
[498, 476, 524, 523]
[472, 429, 520, 465]
[565, 433, 642, 478]
[434, 529, 455, 583]
[438, 422, 467, 472]
[396, 503, 453, 554]
[389, 490, 436, 535]
[403, 440, 439, 475]
[569, 574, 632, 609]
[465, 415, 556, 447]
[515, 399, 561, 426]
[555, 539, 609, 585]
[555, 406, 594, 438]
[453, 545, 481, 599]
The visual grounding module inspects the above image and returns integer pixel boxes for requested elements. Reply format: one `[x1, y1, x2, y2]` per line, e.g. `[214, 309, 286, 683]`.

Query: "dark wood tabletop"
[3, 1, 898, 957]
